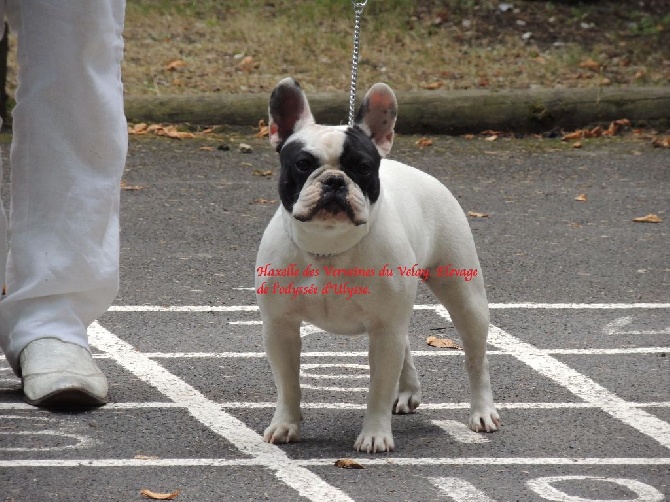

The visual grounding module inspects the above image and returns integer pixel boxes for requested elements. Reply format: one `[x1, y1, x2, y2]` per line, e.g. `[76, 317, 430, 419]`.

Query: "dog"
[255, 77, 500, 453]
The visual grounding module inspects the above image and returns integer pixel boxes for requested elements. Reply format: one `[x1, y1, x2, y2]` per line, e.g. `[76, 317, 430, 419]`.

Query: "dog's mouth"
[294, 193, 363, 225]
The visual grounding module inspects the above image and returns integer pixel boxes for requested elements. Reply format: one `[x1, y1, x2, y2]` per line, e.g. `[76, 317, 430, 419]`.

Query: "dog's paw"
[354, 430, 395, 453]
[468, 407, 501, 433]
[263, 422, 300, 444]
[393, 389, 421, 414]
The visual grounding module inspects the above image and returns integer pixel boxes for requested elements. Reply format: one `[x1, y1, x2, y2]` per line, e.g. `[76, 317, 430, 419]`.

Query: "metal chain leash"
[348, 0, 368, 126]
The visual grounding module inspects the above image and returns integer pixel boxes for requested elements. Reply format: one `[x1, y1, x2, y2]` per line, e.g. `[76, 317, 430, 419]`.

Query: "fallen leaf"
[579, 57, 600, 70]
[484, 134, 498, 141]
[423, 81, 444, 90]
[164, 59, 186, 71]
[574, 193, 587, 201]
[416, 137, 433, 148]
[426, 335, 463, 350]
[238, 55, 259, 72]
[140, 489, 180, 500]
[129, 123, 148, 135]
[632, 214, 662, 223]
[467, 211, 489, 218]
[463, 134, 475, 140]
[199, 146, 215, 151]
[251, 198, 277, 204]
[239, 143, 253, 153]
[335, 458, 365, 469]
[253, 169, 273, 177]
[572, 141, 582, 149]
[562, 130, 584, 141]
[255, 119, 270, 138]
[134, 455, 160, 460]
[652, 136, 670, 148]
[121, 180, 145, 191]
[589, 125, 603, 137]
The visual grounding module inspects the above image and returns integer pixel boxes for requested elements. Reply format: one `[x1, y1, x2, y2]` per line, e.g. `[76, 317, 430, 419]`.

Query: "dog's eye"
[358, 162, 372, 176]
[295, 158, 314, 172]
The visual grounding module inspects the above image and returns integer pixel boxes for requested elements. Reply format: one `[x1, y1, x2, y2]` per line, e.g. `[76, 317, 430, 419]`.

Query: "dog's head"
[268, 77, 397, 255]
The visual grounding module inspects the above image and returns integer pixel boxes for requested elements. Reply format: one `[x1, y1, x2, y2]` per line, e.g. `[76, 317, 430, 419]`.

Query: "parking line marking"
[431, 420, 491, 444]
[429, 477, 497, 501]
[484, 323, 670, 449]
[1, 401, 668, 411]
[106, 303, 670, 312]
[88, 322, 353, 502]
[2, 457, 668, 468]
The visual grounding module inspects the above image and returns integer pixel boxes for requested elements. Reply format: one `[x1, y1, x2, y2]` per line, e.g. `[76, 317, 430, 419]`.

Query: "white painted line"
[2, 457, 668, 468]
[604, 316, 670, 335]
[1, 400, 667, 412]
[478, 322, 670, 449]
[429, 477, 497, 501]
[298, 457, 670, 466]
[106, 303, 670, 313]
[431, 420, 491, 444]
[229, 320, 263, 325]
[88, 322, 353, 502]
[90, 347, 670, 360]
[527, 476, 665, 501]
[300, 363, 369, 380]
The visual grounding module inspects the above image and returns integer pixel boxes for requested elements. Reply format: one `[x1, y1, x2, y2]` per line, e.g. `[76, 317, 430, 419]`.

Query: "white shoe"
[19, 338, 108, 408]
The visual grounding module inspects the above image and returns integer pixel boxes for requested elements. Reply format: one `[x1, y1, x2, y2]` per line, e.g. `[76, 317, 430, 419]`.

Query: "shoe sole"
[25, 388, 107, 409]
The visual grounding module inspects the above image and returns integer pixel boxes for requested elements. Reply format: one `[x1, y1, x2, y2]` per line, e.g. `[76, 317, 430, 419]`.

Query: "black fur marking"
[340, 126, 381, 203]
[277, 140, 321, 211]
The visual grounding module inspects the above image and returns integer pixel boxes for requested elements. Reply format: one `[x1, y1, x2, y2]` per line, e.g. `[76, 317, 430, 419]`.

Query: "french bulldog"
[255, 77, 500, 453]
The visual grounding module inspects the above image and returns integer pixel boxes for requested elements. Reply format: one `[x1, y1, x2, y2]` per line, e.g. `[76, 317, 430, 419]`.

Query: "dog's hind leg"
[427, 274, 500, 433]
[394, 335, 422, 414]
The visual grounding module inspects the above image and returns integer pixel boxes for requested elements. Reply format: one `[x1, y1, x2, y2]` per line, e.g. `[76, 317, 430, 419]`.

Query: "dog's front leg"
[263, 318, 303, 444]
[355, 328, 406, 453]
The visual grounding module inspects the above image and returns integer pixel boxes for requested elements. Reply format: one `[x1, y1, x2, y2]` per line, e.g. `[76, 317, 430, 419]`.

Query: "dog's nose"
[322, 176, 346, 192]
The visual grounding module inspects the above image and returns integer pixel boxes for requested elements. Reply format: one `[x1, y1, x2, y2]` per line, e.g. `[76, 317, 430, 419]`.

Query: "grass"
[3, 1, 668, 96]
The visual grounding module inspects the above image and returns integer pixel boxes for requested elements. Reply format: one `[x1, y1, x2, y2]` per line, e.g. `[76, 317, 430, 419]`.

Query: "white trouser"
[0, 0, 127, 375]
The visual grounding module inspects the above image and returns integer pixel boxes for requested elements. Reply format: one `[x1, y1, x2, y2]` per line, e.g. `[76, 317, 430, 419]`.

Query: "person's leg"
[0, 0, 127, 406]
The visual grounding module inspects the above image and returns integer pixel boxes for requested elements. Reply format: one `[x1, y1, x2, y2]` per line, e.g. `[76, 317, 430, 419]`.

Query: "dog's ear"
[268, 78, 315, 150]
[354, 83, 397, 157]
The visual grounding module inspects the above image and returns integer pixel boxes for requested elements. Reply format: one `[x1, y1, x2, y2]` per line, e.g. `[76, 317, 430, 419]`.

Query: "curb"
[125, 86, 670, 135]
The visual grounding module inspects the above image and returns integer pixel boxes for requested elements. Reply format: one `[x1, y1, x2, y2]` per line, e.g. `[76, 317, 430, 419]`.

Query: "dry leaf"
[334, 458, 365, 469]
[134, 455, 160, 460]
[562, 130, 584, 141]
[632, 214, 662, 223]
[165, 59, 186, 71]
[484, 134, 498, 142]
[423, 81, 444, 90]
[574, 193, 587, 201]
[238, 55, 258, 72]
[416, 137, 433, 148]
[121, 180, 145, 191]
[426, 335, 463, 350]
[255, 119, 270, 138]
[253, 169, 273, 177]
[140, 489, 180, 500]
[572, 141, 582, 149]
[467, 211, 489, 218]
[199, 146, 215, 151]
[463, 134, 475, 140]
[579, 58, 600, 70]
[251, 198, 277, 204]
[652, 136, 670, 148]
[129, 123, 148, 135]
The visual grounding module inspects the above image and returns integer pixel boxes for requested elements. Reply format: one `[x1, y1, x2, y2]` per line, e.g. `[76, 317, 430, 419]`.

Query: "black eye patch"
[277, 140, 321, 210]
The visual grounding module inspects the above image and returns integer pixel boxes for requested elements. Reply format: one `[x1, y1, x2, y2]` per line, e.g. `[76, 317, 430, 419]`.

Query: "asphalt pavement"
[1, 132, 668, 501]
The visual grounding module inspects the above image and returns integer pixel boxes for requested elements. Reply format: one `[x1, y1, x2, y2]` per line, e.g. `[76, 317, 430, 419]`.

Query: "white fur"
[256, 157, 501, 453]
